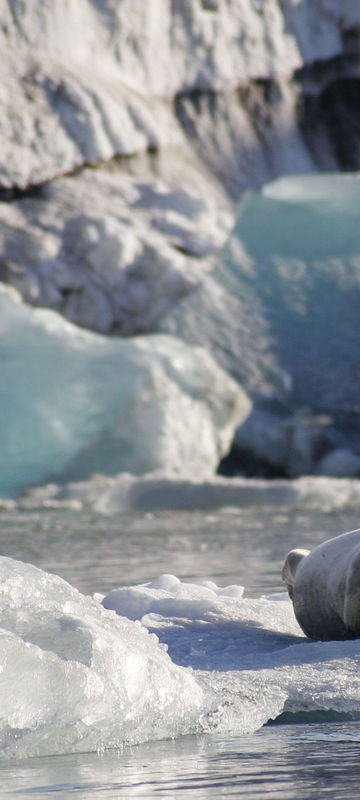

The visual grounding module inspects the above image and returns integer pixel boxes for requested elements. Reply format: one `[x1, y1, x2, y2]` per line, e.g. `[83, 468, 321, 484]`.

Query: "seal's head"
[282, 548, 310, 599]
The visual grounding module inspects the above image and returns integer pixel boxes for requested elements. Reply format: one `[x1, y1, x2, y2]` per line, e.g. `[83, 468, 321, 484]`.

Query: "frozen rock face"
[0, 286, 250, 498]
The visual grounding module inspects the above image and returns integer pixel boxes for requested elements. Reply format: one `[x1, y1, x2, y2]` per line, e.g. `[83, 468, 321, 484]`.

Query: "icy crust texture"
[0, 286, 249, 498]
[103, 573, 360, 735]
[0, 557, 205, 760]
[0, 167, 233, 336]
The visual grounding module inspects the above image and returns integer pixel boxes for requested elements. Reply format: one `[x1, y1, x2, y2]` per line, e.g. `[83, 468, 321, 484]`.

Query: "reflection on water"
[5, 724, 360, 799]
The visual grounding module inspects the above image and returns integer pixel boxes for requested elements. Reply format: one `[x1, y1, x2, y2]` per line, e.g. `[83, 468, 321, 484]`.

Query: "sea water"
[1, 503, 360, 798]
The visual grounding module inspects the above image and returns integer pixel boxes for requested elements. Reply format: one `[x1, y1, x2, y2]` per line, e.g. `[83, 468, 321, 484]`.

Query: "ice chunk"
[0, 286, 250, 497]
[103, 574, 245, 621]
[105, 574, 360, 734]
[0, 557, 205, 759]
[58, 473, 360, 515]
[1, 558, 360, 759]
[262, 173, 360, 208]
[164, 173, 360, 422]
[0, 0, 306, 187]
[0, 168, 232, 334]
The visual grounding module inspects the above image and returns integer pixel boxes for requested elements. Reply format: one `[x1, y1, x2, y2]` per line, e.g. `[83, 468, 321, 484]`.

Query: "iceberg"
[0, 0, 328, 188]
[0, 0, 358, 190]
[1, 0, 360, 336]
[165, 172, 360, 413]
[0, 287, 250, 498]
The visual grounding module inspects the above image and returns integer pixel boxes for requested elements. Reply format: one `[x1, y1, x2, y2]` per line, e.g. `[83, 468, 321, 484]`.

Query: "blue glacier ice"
[0, 287, 249, 498]
[3, 172, 360, 498]
[164, 173, 360, 415]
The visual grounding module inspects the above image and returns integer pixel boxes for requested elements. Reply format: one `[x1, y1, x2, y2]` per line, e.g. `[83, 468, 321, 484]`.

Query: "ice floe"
[0, 555, 359, 759]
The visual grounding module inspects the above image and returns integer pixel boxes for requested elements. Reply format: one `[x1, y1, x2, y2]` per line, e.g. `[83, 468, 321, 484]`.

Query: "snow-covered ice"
[0, 167, 232, 335]
[0, 555, 359, 760]
[102, 572, 360, 734]
[0, 0, 343, 188]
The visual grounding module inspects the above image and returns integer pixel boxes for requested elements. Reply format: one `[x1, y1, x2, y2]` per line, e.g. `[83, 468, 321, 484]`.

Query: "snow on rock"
[0, 285, 250, 498]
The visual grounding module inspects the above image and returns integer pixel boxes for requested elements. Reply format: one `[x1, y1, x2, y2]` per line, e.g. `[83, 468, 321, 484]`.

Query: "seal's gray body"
[282, 529, 360, 640]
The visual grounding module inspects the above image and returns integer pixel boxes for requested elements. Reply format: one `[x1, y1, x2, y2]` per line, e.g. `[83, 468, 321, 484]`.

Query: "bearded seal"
[282, 528, 360, 640]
